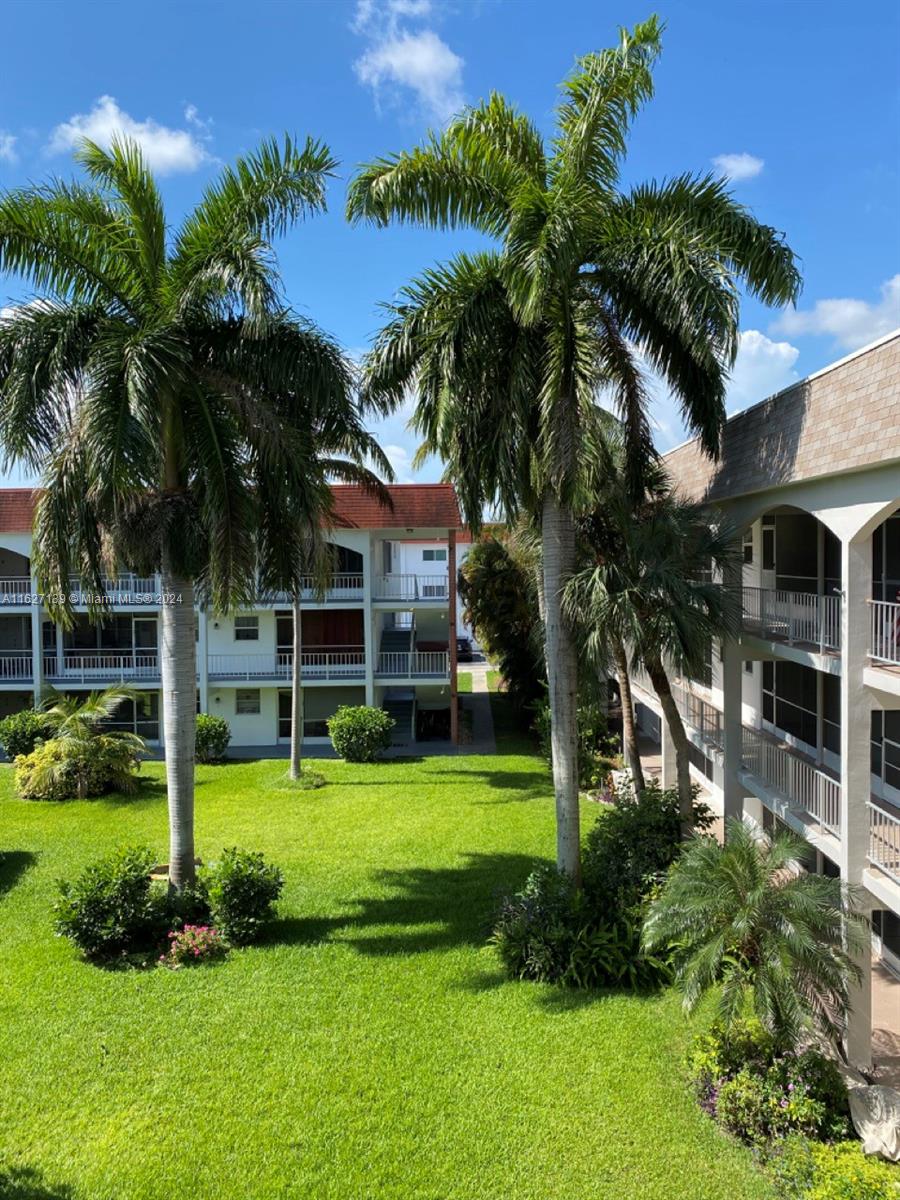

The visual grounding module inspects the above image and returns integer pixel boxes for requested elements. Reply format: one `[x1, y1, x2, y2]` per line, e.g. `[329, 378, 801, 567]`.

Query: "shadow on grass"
[0, 1165, 75, 1199]
[0, 851, 37, 901]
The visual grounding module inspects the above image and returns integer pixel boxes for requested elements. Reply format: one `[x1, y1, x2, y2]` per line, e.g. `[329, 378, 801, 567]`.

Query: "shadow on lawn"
[0, 1165, 75, 1199]
[0, 851, 37, 901]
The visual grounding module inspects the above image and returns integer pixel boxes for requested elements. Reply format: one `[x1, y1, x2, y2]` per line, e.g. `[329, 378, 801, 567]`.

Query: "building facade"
[629, 330, 900, 1067]
[0, 483, 463, 750]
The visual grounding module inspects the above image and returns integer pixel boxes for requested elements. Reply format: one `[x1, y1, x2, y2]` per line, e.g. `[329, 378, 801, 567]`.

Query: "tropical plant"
[159, 923, 229, 969]
[764, 1136, 900, 1200]
[566, 444, 740, 832]
[0, 135, 388, 889]
[642, 820, 867, 1050]
[195, 713, 231, 763]
[350, 16, 800, 879]
[0, 707, 53, 758]
[202, 848, 283, 946]
[327, 704, 394, 762]
[53, 844, 166, 960]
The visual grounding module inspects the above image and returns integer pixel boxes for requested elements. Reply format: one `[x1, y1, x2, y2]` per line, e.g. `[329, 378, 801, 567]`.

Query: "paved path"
[461, 665, 496, 754]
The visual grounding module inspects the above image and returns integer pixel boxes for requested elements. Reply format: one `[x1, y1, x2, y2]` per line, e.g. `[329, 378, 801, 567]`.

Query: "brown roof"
[330, 484, 461, 530]
[0, 484, 461, 534]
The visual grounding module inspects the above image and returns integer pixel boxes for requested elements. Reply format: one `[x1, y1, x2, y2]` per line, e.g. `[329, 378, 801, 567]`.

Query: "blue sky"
[1, 0, 898, 483]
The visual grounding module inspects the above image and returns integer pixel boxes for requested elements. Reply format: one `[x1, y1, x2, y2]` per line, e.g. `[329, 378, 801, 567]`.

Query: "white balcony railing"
[259, 574, 365, 604]
[870, 600, 900, 665]
[375, 651, 449, 677]
[0, 578, 31, 605]
[0, 654, 32, 679]
[45, 652, 160, 681]
[742, 586, 841, 652]
[742, 726, 841, 835]
[374, 574, 449, 602]
[867, 803, 900, 884]
[673, 682, 724, 751]
[67, 574, 159, 603]
[208, 648, 366, 681]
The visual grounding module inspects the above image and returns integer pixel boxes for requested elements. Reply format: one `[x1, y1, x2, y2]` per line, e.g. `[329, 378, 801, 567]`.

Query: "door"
[278, 690, 291, 742]
[133, 617, 158, 674]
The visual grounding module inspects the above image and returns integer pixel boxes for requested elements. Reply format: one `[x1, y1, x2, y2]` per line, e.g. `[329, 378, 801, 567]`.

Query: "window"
[744, 660, 754, 675]
[236, 688, 260, 715]
[422, 548, 447, 562]
[762, 526, 775, 571]
[303, 719, 329, 738]
[742, 529, 753, 565]
[234, 615, 259, 641]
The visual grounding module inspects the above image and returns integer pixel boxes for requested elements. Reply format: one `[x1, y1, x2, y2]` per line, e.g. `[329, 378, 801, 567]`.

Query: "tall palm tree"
[565, 453, 740, 833]
[0, 135, 381, 889]
[642, 820, 867, 1052]
[348, 17, 800, 879]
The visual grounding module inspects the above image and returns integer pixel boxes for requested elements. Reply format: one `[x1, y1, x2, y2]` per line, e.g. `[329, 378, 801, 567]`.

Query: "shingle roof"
[0, 484, 461, 534]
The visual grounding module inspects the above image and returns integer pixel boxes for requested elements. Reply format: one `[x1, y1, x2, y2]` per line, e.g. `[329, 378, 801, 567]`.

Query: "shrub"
[53, 845, 166, 960]
[765, 1136, 900, 1200]
[159, 924, 229, 969]
[0, 708, 52, 758]
[203, 848, 283, 945]
[328, 705, 394, 762]
[15, 735, 142, 801]
[195, 713, 231, 763]
[533, 700, 621, 789]
[687, 1019, 851, 1144]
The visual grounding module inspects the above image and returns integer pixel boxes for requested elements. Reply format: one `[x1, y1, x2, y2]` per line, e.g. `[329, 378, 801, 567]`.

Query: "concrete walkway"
[462, 665, 496, 754]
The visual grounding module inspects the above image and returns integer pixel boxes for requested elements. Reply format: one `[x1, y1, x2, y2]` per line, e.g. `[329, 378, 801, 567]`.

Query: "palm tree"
[642, 819, 867, 1052]
[348, 17, 800, 879]
[36, 684, 146, 798]
[565, 453, 740, 833]
[0, 135, 381, 889]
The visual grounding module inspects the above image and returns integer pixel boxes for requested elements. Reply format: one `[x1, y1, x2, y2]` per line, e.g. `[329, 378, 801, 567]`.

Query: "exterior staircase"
[379, 627, 413, 656]
[382, 688, 415, 745]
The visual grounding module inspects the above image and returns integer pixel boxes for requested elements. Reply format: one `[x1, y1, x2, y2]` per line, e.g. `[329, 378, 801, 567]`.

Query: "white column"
[29, 575, 42, 702]
[660, 714, 677, 790]
[840, 534, 873, 1069]
[197, 608, 209, 713]
[721, 640, 744, 825]
[363, 535, 375, 705]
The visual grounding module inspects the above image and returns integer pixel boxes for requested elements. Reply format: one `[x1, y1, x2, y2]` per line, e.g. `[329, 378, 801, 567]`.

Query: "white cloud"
[771, 274, 900, 351]
[0, 132, 17, 164]
[381, 442, 417, 484]
[47, 96, 213, 174]
[352, 1, 465, 123]
[712, 152, 764, 182]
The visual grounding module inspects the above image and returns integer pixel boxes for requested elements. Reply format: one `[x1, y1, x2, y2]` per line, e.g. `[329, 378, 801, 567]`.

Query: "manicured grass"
[487, 669, 502, 692]
[456, 670, 473, 693]
[0, 753, 772, 1200]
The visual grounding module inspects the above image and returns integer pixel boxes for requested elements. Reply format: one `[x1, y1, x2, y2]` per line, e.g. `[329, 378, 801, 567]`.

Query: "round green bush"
[15, 735, 142, 801]
[327, 705, 394, 762]
[202, 848, 283, 945]
[195, 713, 231, 763]
[53, 845, 167, 960]
[0, 708, 53, 759]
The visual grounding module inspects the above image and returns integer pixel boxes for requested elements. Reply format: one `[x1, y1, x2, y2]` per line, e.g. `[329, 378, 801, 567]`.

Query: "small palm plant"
[641, 820, 867, 1053]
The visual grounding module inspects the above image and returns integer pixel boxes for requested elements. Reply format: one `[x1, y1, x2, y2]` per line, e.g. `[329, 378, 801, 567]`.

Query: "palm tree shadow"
[0, 1165, 75, 1199]
[0, 851, 37, 901]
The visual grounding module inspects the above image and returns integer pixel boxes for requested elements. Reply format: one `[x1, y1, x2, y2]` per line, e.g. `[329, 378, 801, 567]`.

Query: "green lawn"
[487, 669, 502, 692]
[0, 745, 772, 1200]
[456, 670, 472, 693]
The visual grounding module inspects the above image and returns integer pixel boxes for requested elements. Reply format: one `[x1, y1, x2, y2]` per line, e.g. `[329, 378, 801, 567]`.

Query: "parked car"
[456, 636, 473, 662]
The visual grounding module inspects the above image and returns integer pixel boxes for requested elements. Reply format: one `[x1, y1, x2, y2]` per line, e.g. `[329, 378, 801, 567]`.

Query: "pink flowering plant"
[159, 924, 229, 969]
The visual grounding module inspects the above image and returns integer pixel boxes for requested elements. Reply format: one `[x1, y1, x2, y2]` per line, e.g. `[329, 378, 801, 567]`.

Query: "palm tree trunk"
[614, 639, 645, 792]
[160, 544, 196, 890]
[289, 597, 303, 780]
[646, 656, 694, 838]
[541, 493, 581, 882]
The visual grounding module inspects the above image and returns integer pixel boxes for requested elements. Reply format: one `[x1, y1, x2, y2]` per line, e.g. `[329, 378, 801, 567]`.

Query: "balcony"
[0, 578, 31, 606]
[208, 648, 365, 682]
[0, 652, 32, 679]
[870, 600, 900, 666]
[868, 803, 900, 884]
[374, 574, 449, 603]
[742, 586, 841, 652]
[673, 681, 724, 751]
[259, 574, 365, 604]
[44, 651, 160, 682]
[67, 574, 160, 605]
[375, 651, 449, 679]
[741, 725, 841, 836]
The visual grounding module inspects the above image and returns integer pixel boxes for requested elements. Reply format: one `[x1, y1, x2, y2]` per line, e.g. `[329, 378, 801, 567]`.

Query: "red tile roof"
[0, 485, 461, 534]
[329, 484, 461, 530]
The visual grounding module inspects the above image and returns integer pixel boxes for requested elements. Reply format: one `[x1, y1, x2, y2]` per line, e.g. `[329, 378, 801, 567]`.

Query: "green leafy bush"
[687, 1019, 851, 1144]
[15, 735, 142, 801]
[203, 848, 283, 945]
[0, 708, 52, 758]
[533, 700, 621, 789]
[195, 713, 231, 763]
[327, 705, 394, 762]
[53, 845, 166, 960]
[764, 1136, 900, 1199]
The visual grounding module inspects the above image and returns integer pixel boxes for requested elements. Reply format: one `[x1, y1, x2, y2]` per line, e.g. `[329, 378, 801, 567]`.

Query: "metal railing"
[208, 648, 366, 681]
[374, 574, 449, 602]
[673, 682, 724, 751]
[741, 725, 841, 835]
[0, 654, 32, 678]
[45, 652, 160, 681]
[67, 574, 159, 603]
[0, 578, 31, 604]
[375, 651, 449, 677]
[867, 803, 900, 884]
[259, 574, 365, 604]
[742, 586, 841, 651]
[870, 600, 900, 665]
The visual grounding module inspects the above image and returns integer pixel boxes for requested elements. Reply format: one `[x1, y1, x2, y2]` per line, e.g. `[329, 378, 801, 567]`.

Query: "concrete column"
[197, 608, 209, 713]
[363, 535, 375, 705]
[660, 714, 677, 790]
[721, 556, 745, 828]
[448, 529, 458, 746]
[29, 575, 42, 701]
[840, 534, 873, 1069]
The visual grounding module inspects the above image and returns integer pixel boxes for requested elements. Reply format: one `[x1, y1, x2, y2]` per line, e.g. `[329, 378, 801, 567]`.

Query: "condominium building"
[0, 483, 465, 749]
[629, 329, 900, 1067]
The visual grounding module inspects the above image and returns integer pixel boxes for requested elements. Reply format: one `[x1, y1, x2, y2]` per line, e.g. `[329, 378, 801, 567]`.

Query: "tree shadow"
[0, 1165, 75, 1199]
[415, 763, 552, 804]
[0, 852, 37, 901]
